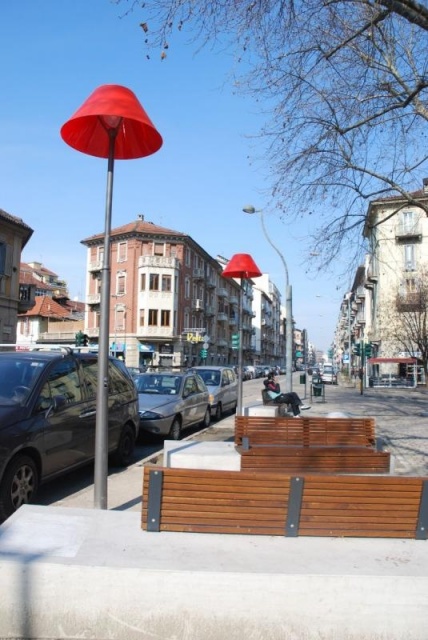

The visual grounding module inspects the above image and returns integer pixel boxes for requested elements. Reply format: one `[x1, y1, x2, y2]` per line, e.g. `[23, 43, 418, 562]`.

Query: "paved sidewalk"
[200, 378, 428, 477]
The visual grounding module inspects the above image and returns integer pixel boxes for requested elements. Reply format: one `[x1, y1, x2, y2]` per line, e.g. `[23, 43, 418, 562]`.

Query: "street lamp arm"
[259, 213, 289, 287]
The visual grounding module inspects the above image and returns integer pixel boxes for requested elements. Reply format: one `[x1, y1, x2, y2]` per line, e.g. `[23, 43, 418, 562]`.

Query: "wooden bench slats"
[235, 416, 376, 448]
[239, 446, 391, 474]
[142, 466, 427, 539]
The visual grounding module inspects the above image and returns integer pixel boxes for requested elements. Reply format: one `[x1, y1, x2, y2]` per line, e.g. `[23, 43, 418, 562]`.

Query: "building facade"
[81, 215, 255, 369]
[0, 209, 34, 345]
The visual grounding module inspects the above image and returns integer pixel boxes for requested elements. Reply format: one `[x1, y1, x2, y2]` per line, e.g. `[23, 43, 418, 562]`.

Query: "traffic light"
[364, 342, 372, 357]
[200, 348, 208, 359]
[352, 343, 361, 356]
[231, 333, 240, 350]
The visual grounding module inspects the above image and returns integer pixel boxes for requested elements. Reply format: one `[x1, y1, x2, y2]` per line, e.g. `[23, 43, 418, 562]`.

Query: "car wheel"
[111, 424, 136, 467]
[0, 455, 39, 522]
[169, 417, 182, 441]
[215, 403, 223, 421]
[201, 406, 211, 428]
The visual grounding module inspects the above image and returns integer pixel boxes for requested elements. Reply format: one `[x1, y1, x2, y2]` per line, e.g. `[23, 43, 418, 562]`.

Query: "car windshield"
[194, 370, 221, 386]
[0, 356, 46, 406]
[135, 373, 182, 395]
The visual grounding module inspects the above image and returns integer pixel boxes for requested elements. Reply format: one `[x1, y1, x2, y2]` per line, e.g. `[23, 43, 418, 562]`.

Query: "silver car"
[135, 371, 211, 440]
[189, 366, 238, 420]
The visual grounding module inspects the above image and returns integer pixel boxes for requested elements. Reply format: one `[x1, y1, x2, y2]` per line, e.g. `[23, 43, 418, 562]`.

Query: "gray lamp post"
[243, 205, 293, 393]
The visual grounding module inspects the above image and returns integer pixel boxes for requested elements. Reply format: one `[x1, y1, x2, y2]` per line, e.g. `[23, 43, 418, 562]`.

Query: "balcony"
[355, 286, 366, 299]
[395, 222, 422, 241]
[18, 284, 36, 313]
[192, 298, 204, 312]
[138, 256, 179, 269]
[193, 268, 205, 280]
[396, 292, 424, 312]
[217, 287, 229, 298]
[205, 305, 215, 316]
[206, 278, 216, 289]
[87, 293, 101, 305]
[229, 295, 238, 305]
[88, 260, 103, 273]
[228, 317, 237, 327]
[217, 312, 228, 322]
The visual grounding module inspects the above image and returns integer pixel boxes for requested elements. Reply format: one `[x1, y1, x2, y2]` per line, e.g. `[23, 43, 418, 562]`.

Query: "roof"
[18, 295, 72, 319]
[367, 357, 418, 364]
[81, 218, 186, 245]
[0, 209, 33, 248]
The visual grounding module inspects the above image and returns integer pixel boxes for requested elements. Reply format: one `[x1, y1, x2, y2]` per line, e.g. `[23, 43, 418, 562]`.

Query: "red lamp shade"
[60, 84, 163, 159]
[222, 253, 262, 279]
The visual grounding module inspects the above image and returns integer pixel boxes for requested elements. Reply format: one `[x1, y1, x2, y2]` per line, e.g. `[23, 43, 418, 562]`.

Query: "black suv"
[0, 348, 139, 521]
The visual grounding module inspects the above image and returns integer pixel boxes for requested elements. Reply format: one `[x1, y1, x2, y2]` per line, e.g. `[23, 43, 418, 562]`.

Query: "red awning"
[367, 357, 417, 364]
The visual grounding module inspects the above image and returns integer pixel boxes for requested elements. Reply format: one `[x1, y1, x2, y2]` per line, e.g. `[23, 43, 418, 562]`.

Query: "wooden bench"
[235, 415, 377, 448]
[142, 466, 428, 539]
[238, 445, 391, 474]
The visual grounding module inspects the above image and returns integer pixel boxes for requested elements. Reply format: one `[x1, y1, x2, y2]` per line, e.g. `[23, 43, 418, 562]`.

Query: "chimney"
[137, 214, 144, 221]
[423, 178, 428, 194]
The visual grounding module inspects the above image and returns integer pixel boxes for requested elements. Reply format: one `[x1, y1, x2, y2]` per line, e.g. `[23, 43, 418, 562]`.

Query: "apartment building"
[0, 209, 34, 345]
[81, 215, 249, 369]
[334, 179, 428, 382]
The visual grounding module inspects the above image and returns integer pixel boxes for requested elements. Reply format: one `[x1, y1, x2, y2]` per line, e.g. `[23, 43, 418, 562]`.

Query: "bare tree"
[382, 269, 428, 384]
[116, 1, 428, 267]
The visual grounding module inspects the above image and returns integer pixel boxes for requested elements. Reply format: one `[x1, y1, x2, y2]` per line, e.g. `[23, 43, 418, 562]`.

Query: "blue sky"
[0, 0, 351, 352]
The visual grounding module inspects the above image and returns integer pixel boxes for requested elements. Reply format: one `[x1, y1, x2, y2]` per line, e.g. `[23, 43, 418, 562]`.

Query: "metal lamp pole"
[243, 206, 293, 393]
[61, 84, 162, 510]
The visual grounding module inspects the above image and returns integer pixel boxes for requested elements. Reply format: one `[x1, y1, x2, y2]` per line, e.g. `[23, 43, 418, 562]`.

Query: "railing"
[138, 256, 179, 269]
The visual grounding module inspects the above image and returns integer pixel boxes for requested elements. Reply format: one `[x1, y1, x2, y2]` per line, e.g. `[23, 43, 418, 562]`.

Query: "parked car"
[321, 364, 338, 385]
[126, 365, 147, 379]
[189, 365, 238, 420]
[0, 348, 139, 521]
[135, 371, 210, 440]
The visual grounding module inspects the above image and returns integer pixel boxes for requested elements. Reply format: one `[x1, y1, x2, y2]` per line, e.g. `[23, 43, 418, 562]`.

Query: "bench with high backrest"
[235, 415, 377, 449]
[238, 444, 391, 474]
[142, 466, 428, 539]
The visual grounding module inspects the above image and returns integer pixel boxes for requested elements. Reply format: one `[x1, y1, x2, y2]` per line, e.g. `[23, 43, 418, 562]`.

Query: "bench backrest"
[142, 466, 428, 539]
[239, 445, 391, 473]
[235, 415, 376, 447]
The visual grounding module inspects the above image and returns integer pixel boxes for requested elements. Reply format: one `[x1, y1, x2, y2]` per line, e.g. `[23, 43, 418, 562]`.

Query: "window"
[140, 273, 146, 291]
[402, 211, 414, 232]
[161, 310, 170, 327]
[185, 247, 191, 267]
[404, 245, 416, 271]
[117, 241, 127, 262]
[148, 309, 158, 326]
[149, 274, 159, 291]
[162, 275, 171, 292]
[185, 278, 190, 299]
[0, 241, 12, 276]
[115, 308, 125, 330]
[38, 358, 83, 406]
[154, 242, 164, 256]
[170, 244, 177, 257]
[117, 274, 126, 295]
[139, 309, 145, 326]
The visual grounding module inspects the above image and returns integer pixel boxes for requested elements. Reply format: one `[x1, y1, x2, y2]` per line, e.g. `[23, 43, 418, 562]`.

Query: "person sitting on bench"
[264, 372, 311, 418]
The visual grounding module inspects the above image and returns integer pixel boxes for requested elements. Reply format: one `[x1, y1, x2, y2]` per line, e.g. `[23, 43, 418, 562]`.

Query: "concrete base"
[1, 505, 427, 639]
[244, 404, 278, 417]
[163, 440, 241, 470]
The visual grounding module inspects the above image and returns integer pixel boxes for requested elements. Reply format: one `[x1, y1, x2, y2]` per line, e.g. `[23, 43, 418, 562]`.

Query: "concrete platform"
[0, 504, 427, 639]
[163, 439, 241, 470]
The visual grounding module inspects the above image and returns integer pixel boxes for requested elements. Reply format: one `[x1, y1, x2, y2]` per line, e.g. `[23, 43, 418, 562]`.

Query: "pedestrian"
[263, 372, 311, 417]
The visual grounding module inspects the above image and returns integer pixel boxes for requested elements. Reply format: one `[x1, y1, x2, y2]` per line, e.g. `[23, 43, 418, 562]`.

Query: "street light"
[243, 205, 293, 393]
[61, 85, 162, 510]
[222, 253, 262, 415]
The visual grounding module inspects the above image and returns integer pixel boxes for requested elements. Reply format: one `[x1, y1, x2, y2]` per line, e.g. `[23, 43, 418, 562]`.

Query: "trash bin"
[313, 383, 322, 397]
[300, 374, 306, 384]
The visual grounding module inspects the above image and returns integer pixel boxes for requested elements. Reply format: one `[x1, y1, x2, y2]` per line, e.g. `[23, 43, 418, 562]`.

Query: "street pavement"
[35, 373, 428, 514]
